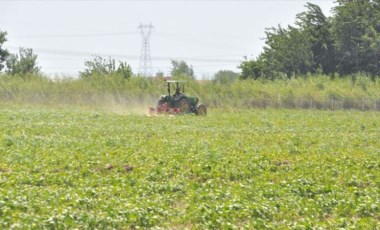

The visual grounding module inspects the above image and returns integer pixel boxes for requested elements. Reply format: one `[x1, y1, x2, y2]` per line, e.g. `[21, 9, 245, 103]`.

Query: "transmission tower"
[138, 23, 154, 77]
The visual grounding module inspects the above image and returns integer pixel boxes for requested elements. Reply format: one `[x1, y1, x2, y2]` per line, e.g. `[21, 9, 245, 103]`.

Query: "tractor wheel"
[196, 104, 207, 116]
[175, 97, 191, 114]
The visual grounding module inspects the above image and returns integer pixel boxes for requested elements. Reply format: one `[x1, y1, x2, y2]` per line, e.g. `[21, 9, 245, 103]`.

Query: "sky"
[1, 0, 337, 79]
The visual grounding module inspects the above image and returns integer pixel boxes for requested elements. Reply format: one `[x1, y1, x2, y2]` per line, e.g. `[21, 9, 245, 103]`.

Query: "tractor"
[148, 80, 207, 115]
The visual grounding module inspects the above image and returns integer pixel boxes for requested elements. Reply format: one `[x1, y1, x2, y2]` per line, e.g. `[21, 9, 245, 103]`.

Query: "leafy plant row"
[0, 108, 379, 228]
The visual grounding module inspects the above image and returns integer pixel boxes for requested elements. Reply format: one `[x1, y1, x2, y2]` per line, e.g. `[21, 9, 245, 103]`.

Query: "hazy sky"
[1, 0, 337, 78]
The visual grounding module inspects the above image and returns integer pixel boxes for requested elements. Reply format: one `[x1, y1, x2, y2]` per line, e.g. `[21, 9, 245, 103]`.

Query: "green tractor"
[148, 80, 207, 115]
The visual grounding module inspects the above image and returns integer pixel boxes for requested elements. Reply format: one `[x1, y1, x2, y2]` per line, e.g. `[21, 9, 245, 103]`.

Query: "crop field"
[0, 107, 379, 229]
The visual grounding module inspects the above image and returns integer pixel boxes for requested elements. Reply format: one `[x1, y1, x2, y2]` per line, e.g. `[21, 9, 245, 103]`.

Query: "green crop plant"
[0, 107, 379, 228]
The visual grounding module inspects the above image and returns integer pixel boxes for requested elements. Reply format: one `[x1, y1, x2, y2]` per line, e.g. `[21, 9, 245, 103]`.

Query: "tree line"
[0, 33, 232, 82]
[0, 32, 197, 80]
[2, 1, 379, 81]
[0, 32, 40, 76]
[240, 0, 380, 80]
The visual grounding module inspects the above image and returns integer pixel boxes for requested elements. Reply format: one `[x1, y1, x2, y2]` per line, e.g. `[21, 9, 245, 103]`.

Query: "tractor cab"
[167, 80, 186, 102]
[164, 80, 184, 95]
[157, 80, 185, 106]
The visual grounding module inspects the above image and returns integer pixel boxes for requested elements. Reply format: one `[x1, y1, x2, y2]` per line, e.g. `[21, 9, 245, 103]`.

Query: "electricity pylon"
[138, 23, 154, 77]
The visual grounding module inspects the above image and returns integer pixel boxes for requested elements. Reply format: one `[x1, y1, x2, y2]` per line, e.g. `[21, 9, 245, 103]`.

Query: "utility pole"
[138, 23, 154, 77]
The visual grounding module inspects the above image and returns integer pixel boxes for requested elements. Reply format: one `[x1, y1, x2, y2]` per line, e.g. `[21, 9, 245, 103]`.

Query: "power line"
[9, 32, 139, 38]
[6, 46, 242, 62]
[8, 31, 249, 50]
[155, 32, 248, 50]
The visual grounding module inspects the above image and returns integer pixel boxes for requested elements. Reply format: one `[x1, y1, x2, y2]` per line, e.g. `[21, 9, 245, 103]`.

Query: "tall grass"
[0, 74, 379, 111]
[194, 76, 380, 110]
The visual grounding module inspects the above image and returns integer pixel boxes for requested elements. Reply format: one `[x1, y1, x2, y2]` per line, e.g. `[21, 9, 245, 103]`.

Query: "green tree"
[6, 47, 40, 75]
[238, 1, 380, 80]
[115, 61, 133, 80]
[0, 31, 9, 72]
[155, 71, 164, 77]
[332, 0, 380, 77]
[79, 55, 132, 79]
[238, 56, 266, 80]
[296, 3, 336, 74]
[170, 60, 195, 79]
[262, 24, 314, 78]
[213, 70, 239, 84]
[240, 4, 332, 79]
[249, 4, 334, 79]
